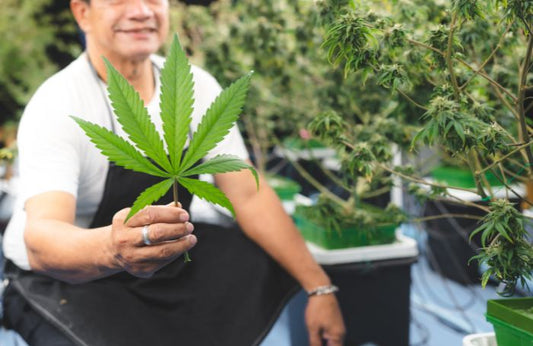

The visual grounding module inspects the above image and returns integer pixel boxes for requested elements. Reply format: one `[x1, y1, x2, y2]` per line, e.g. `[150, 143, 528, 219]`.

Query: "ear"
[70, 0, 92, 33]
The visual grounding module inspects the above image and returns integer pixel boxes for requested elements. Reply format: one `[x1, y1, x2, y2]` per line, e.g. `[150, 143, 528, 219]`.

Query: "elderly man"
[2, 1, 345, 345]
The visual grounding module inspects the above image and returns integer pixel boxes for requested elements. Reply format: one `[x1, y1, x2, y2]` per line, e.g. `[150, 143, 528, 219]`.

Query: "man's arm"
[24, 191, 197, 284]
[215, 162, 346, 346]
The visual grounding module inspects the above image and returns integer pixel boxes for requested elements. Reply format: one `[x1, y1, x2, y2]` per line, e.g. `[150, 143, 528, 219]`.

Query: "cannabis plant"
[72, 35, 258, 260]
[169, 0, 383, 174]
[315, 0, 533, 291]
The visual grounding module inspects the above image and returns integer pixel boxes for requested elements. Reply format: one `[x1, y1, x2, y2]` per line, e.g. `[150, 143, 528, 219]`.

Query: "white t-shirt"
[3, 53, 248, 270]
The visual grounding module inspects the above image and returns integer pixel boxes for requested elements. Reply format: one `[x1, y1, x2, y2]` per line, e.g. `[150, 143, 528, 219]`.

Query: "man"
[2, 1, 345, 345]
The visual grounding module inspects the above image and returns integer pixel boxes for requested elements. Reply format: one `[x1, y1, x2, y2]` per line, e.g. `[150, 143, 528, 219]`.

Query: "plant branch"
[375, 161, 478, 194]
[413, 213, 484, 223]
[407, 38, 517, 102]
[477, 140, 533, 174]
[446, 13, 461, 100]
[517, 34, 533, 177]
[397, 89, 428, 111]
[470, 150, 491, 199]
[491, 80, 522, 120]
[460, 23, 512, 91]
[433, 195, 491, 213]
[280, 148, 347, 207]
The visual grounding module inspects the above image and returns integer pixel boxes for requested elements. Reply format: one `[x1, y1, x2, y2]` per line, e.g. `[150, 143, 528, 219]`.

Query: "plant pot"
[423, 198, 486, 285]
[287, 233, 418, 346]
[292, 206, 397, 249]
[486, 298, 533, 346]
[430, 165, 503, 189]
[265, 174, 301, 201]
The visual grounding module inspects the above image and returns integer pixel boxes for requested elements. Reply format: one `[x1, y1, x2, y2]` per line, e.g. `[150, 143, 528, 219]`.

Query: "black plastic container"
[287, 255, 417, 346]
[326, 257, 417, 346]
[423, 199, 487, 285]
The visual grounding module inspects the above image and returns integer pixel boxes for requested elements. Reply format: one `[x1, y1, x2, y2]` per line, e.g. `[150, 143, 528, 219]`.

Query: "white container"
[462, 332, 496, 346]
[305, 232, 418, 265]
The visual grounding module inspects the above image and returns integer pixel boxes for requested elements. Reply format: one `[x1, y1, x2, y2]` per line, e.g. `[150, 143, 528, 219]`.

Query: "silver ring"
[142, 225, 152, 246]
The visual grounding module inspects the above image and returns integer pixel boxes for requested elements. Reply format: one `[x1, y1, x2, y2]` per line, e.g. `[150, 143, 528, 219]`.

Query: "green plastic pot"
[283, 137, 327, 150]
[430, 165, 503, 189]
[486, 298, 533, 346]
[266, 174, 301, 201]
[292, 206, 397, 249]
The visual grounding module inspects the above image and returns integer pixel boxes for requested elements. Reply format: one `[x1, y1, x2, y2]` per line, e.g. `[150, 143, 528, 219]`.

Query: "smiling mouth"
[117, 28, 157, 34]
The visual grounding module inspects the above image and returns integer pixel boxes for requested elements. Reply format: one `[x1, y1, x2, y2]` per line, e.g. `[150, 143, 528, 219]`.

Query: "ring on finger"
[142, 225, 152, 246]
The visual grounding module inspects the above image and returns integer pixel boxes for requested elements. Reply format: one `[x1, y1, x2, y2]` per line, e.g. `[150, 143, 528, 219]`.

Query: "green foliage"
[169, 0, 394, 172]
[470, 200, 533, 293]
[0, 0, 80, 124]
[316, 0, 533, 288]
[72, 35, 257, 221]
[297, 194, 407, 234]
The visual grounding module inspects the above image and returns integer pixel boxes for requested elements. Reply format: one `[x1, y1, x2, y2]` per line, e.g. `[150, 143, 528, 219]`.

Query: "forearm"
[25, 219, 119, 284]
[234, 182, 331, 291]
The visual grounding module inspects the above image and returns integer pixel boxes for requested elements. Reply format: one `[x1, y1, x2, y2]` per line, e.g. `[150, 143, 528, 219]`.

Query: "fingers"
[139, 221, 194, 246]
[126, 235, 197, 277]
[324, 333, 344, 346]
[308, 326, 322, 346]
[136, 234, 197, 262]
[110, 205, 197, 278]
[119, 204, 190, 228]
[306, 295, 346, 346]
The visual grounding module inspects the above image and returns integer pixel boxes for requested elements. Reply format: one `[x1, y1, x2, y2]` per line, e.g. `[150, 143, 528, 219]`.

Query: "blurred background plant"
[0, 0, 81, 127]
[169, 0, 397, 175]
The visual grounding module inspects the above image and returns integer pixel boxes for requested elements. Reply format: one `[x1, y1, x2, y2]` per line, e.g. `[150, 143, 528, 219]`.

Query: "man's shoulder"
[27, 53, 95, 110]
[40, 53, 91, 91]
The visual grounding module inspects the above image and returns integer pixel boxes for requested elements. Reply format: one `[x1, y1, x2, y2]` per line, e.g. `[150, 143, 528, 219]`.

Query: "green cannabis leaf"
[71, 34, 258, 228]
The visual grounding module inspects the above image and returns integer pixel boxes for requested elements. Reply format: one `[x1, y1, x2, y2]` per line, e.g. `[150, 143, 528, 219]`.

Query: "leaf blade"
[179, 72, 252, 172]
[160, 34, 195, 171]
[178, 177, 235, 217]
[125, 178, 175, 222]
[71, 116, 168, 177]
[182, 154, 259, 189]
[104, 58, 172, 172]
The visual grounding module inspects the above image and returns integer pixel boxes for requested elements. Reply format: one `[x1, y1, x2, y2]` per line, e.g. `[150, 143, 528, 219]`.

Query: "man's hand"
[305, 294, 346, 346]
[108, 205, 197, 278]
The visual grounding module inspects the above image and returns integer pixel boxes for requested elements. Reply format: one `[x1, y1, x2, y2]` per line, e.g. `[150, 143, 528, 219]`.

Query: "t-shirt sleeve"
[190, 66, 249, 161]
[16, 79, 83, 202]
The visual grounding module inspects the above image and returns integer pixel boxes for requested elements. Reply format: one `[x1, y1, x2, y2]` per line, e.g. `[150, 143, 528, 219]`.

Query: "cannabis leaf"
[71, 34, 258, 224]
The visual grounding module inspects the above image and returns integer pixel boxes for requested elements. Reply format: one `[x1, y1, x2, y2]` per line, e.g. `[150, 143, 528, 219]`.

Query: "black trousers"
[3, 283, 75, 346]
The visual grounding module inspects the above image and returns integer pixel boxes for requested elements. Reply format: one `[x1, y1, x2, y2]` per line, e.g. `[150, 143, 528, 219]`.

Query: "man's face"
[78, 0, 169, 61]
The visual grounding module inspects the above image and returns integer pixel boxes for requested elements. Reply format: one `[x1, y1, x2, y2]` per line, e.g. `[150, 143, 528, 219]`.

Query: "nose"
[126, 0, 154, 20]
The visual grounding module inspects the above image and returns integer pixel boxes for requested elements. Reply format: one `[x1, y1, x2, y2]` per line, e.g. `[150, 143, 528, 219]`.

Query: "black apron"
[4, 161, 300, 346]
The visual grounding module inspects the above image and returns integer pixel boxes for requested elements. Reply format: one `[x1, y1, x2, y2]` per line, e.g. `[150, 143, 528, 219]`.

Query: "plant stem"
[397, 89, 428, 111]
[413, 213, 483, 223]
[477, 140, 533, 175]
[407, 38, 517, 102]
[517, 34, 533, 209]
[174, 179, 191, 262]
[460, 23, 512, 91]
[280, 148, 347, 207]
[469, 150, 489, 199]
[446, 13, 461, 100]
[517, 34, 533, 177]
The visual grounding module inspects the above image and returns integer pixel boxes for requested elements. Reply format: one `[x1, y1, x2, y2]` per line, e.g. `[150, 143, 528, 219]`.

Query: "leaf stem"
[173, 178, 179, 207]
[174, 178, 191, 262]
